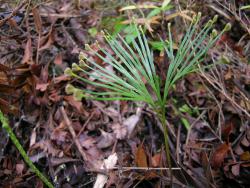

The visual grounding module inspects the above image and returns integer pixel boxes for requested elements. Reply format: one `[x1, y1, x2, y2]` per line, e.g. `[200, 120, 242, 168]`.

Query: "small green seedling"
[65, 12, 231, 184]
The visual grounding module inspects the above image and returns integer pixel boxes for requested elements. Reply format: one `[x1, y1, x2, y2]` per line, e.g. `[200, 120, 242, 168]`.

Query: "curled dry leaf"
[36, 83, 49, 92]
[93, 153, 118, 188]
[135, 144, 148, 168]
[16, 163, 24, 175]
[96, 129, 115, 149]
[152, 153, 162, 167]
[79, 134, 96, 149]
[51, 129, 69, 143]
[22, 37, 33, 64]
[211, 143, 230, 169]
[123, 108, 141, 138]
[31, 140, 63, 157]
[112, 123, 127, 140]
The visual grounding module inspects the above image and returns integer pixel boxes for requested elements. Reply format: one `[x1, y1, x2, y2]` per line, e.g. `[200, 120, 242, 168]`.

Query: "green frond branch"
[0, 110, 54, 188]
[64, 12, 231, 185]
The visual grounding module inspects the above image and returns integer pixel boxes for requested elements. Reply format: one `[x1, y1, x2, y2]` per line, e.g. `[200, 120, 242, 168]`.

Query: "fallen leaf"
[112, 123, 127, 140]
[123, 108, 141, 138]
[54, 53, 62, 65]
[231, 164, 240, 176]
[211, 143, 230, 169]
[39, 29, 55, 51]
[240, 151, 250, 161]
[152, 153, 162, 167]
[16, 163, 24, 175]
[22, 38, 33, 64]
[79, 134, 96, 149]
[51, 129, 69, 143]
[96, 129, 115, 149]
[135, 144, 148, 167]
[36, 83, 49, 92]
[32, 7, 42, 33]
[93, 153, 118, 188]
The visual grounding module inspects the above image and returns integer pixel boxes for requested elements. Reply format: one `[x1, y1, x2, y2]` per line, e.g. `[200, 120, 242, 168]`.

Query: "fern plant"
[64, 12, 230, 183]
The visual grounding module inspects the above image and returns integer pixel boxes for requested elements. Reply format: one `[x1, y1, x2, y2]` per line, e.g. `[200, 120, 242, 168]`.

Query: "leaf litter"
[0, 0, 250, 187]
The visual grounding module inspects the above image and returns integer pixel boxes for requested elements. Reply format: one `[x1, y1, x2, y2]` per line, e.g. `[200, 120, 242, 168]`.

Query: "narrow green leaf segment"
[65, 12, 230, 185]
[0, 110, 54, 188]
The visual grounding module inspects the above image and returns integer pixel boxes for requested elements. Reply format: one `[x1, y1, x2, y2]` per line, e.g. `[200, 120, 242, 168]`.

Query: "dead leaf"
[64, 95, 87, 114]
[51, 129, 69, 143]
[211, 143, 230, 169]
[135, 144, 148, 167]
[231, 164, 240, 176]
[32, 7, 42, 34]
[36, 83, 49, 92]
[39, 29, 55, 51]
[22, 38, 33, 64]
[123, 108, 141, 138]
[112, 123, 127, 140]
[53, 75, 70, 84]
[152, 153, 162, 167]
[79, 134, 96, 149]
[240, 151, 250, 161]
[31, 140, 62, 157]
[93, 153, 118, 188]
[16, 163, 24, 175]
[96, 129, 115, 149]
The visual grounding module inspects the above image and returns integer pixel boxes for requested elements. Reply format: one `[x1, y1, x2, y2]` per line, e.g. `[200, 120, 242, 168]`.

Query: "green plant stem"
[157, 106, 173, 186]
[0, 110, 54, 188]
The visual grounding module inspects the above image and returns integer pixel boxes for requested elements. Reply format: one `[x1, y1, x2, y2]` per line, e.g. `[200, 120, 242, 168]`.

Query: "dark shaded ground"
[0, 0, 249, 187]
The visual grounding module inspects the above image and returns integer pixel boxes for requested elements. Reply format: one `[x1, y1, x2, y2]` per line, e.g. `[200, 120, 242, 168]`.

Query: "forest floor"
[0, 0, 249, 187]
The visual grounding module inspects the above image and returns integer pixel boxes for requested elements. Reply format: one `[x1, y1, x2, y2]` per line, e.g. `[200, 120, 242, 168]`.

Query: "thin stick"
[111, 166, 181, 171]
[0, 110, 53, 188]
[59, 106, 88, 161]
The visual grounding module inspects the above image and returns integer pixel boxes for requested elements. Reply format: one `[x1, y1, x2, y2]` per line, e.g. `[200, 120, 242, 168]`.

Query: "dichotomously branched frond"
[65, 12, 230, 111]
[64, 12, 231, 184]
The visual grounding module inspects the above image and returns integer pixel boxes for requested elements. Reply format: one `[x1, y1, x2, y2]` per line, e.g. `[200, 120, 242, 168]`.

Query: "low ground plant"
[65, 12, 230, 184]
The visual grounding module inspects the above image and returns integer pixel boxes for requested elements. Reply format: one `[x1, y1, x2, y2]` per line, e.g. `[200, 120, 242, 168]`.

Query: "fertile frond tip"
[72, 63, 81, 71]
[192, 12, 201, 24]
[64, 68, 73, 76]
[73, 89, 84, 101]
[212, 15, 218, 23]
[211, 29, 218, 39]
[65, 84, 76, 94]
[85, 44, 91, 50]
[79, 52, 86, 61]
[223, 23, 231, 31]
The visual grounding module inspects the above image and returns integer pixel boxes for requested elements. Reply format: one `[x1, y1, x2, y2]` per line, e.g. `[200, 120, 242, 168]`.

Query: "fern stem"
[0, 110, 54, 188]
[156, 106, 173, 186]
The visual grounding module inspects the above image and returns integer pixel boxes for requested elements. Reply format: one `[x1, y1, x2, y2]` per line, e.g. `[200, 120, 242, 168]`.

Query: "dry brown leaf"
[97, 129, 115, 149]
[112, 123, 127, 140]
[64, 95, 85, 113]
[240, 151, 250, 161]
[231, 164, 240, 176]
[32, 7, 42, 34]
[39, 29, 55, 51]
[36, 83, 49, 92]
[22, 38, 33, 64]
[211, 143, 230, 169]
[135, 144, 148, 167]
[152, 153, 162, 167]
[51, 129, 68, 143]
[93, 153, 118, 188]
[31, 140, 62, 157]
[16, 163, 24, 175]
[79, 134, 96, 149]
[123, 108, 141, 138]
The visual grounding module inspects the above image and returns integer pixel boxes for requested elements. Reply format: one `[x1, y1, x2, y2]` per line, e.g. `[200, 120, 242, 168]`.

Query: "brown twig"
[0, 0, 28, 27]
[59, 106, 88, 161]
